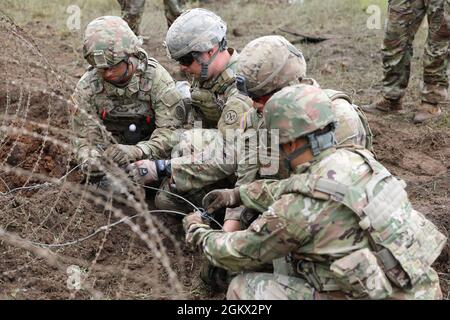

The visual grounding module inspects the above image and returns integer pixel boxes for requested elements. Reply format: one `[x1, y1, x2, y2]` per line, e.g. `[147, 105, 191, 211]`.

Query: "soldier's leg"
[154, 176, 205, 214]
[421, 0, 450, 104]
[118, 0, 146, 35]
[227, 272, 316, 300]
[163, 0, 182, 28]
[381, 0, 426, 101]
[413, 0, 450, 122]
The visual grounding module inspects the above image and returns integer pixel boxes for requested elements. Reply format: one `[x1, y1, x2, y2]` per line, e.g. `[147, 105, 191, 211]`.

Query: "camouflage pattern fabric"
[153, 50, 252, 212]
[155, 129, 236, 212]
[117, 0, 146, 35]
[169, 82, 371, 200]
[186, 148, 444, 300]
[227, 273, 316, 300]
[163, 0, 183, 27]
[165, 8, 227, 60]
[71, 56, 185, 165]
[262, 84, 336, 144]
[190, 49, 253, 132]
[83, 16, 141, 68]
[382, 0, 450, 104]
[236, 35, 306, 98]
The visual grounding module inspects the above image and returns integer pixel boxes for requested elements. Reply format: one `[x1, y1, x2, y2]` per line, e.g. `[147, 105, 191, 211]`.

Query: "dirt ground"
[0, 0, 449, 300]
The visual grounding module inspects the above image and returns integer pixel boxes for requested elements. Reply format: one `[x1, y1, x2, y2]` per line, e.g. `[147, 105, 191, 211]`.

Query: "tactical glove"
[183, 212, 211, 247]
[202, 187, 241, 214]
[79, 148, 104, 177]
[104, 144, 144, 166]
[125, 159, 158, 185]
[182, 212, 207, 234]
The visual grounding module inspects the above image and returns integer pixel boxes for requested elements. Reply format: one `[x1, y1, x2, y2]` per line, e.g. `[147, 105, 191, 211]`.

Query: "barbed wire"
[0, 10, 218, 299]
[0, 162, 82, 196]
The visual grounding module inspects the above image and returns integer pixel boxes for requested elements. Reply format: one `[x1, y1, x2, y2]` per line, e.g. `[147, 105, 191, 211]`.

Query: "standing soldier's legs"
[226, 273, 316, 300]
[163, 0, 182, 28]
[362, 0, 426, 114]
[117, 0, 146, 35]
[414, 0, 450, 122]
[382, 0, 426, 101]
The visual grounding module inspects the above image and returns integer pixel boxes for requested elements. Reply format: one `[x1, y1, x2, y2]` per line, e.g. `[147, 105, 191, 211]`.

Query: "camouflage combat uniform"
[169, 36, 372, 224]
[154, 9, 252, 212]
[72, 16, 185, 169]
[185, 84, 446, 300]
[382, 0, 450, 105]
[117, 0, 146, 35]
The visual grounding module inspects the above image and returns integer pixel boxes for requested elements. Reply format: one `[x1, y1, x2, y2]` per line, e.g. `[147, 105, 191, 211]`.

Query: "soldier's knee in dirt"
[199, 259, 230, 293]
[154, 190, 179, 212]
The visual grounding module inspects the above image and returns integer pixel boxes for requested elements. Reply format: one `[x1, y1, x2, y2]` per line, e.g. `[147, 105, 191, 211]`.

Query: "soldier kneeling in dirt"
[71, 16, 189, 180]
[183, 84, 447, 300]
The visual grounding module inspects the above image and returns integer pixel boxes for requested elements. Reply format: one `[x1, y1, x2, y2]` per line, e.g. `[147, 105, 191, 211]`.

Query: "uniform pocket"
[330, 248, 393, 299]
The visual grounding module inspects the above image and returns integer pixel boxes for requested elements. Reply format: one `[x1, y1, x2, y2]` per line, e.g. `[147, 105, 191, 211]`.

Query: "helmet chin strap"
[193, 38, 227, 83]
[106, 57, 133, 87]
[283, 127, 336, 171]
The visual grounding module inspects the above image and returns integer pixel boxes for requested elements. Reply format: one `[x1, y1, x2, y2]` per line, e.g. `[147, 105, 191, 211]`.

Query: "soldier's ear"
[281, 142, 295, 154]
[207, 47, 217, 57]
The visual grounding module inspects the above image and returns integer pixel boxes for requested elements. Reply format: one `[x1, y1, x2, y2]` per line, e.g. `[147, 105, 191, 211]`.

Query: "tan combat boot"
[360, 96, 404, 115]
[413, 102, 443, 124]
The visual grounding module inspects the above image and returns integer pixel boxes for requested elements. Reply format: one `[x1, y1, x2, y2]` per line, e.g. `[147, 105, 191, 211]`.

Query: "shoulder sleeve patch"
[224, 110, 238, 125]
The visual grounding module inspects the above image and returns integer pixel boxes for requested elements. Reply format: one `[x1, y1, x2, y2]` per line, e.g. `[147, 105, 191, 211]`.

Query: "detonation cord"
[130, 181, 222, 228]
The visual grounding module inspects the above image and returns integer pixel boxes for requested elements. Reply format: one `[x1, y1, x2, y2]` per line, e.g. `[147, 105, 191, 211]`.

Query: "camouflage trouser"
[226, 269, 443, 300]
[154, 176, 209, 214]
[382, 0, 450, 104]
[117, 0, 146, 35]
[227, 273, 317, 300]
[163, 0, 183, 27]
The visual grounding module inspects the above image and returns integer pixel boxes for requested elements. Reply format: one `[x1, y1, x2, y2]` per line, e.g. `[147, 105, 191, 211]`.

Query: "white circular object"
[129, 124, 137, 132]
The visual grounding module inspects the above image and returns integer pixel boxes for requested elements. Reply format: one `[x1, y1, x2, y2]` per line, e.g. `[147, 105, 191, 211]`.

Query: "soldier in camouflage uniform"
[127, 8, 252, 212]
[117, 0, 146, 35]
[71, 16, 186, 177]
[362, 0, 450, 123]
[129, 36, 372, 229]
[171, 36, 372, 229]
[182, 84, 446, 300]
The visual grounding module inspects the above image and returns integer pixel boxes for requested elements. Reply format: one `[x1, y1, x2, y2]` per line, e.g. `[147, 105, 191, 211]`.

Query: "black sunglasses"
[177, 52, 196, 66]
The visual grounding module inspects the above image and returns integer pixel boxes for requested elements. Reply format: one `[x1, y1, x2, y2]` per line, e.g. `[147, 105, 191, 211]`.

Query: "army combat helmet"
[83, 16, 142, 69]
[236, 35, 306, 98]
[265, 84, 336, 161]
[164, 8, 227, 81]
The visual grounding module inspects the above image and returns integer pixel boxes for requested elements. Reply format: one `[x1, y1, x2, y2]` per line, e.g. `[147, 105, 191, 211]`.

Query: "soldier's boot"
[413, 102, 443, 124]
[199, 259, 230, 293]
[360, 96, 404, 115]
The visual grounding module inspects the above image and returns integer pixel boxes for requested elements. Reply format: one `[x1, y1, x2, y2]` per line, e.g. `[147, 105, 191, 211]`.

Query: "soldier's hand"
[80, 157, 104, 178]
[182, 212, 206, 234]
[202, 187, 241, 214]
[104, 144, 144, 166]
[79, 149, 104, 178]
[125, 159, 158, 185]
[183, 212, 211, 247]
